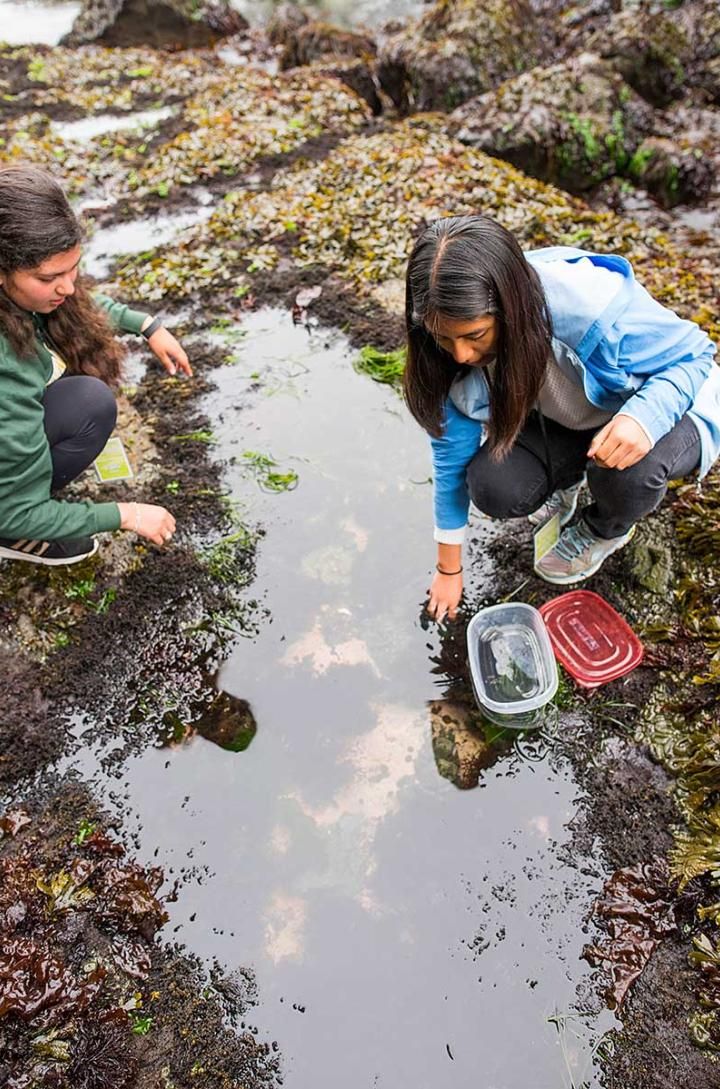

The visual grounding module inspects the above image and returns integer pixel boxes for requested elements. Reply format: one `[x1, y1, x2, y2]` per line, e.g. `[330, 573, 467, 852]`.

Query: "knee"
[588, 458, 663, 498]
[467, 457, 536, 519]
[81, 376, 117, 436]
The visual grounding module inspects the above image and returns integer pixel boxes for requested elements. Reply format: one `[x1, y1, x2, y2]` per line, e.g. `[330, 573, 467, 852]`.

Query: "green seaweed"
[354, 345, 406, 387]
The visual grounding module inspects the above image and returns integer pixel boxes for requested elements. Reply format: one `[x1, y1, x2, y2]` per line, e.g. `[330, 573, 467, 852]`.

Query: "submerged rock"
[429, 699, 507, 789]
[376, 0, 543, 113]
[62, 0, 248, 49]
[451, 52, 654, 193]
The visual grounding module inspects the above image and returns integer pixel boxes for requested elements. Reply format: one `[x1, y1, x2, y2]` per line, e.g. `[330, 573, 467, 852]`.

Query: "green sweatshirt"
[0, 294, 149, 541]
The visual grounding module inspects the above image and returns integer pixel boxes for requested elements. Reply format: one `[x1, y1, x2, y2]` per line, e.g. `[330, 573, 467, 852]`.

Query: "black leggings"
[43, 375, 117, 492]
[467, 411, 701, 539]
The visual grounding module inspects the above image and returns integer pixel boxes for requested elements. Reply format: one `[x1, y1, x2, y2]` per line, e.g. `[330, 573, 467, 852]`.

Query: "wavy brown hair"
[403, 215, 553, 459]
[0, 165, 125, 385]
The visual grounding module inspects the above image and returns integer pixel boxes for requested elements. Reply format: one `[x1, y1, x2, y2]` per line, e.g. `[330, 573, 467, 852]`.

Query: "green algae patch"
[355, 345, 406, 388]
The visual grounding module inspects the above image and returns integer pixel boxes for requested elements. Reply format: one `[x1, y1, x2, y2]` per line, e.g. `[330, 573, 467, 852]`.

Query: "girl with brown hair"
[0, 164, 192, 565]
[404, 215, 720, 620]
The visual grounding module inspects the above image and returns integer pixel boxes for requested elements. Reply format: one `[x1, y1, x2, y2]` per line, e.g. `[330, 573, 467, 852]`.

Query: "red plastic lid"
[539, 590, 643, 689]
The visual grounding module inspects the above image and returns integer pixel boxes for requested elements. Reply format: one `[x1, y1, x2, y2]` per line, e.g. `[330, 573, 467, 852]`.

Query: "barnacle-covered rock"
[62, 0, 248, 50]
[266, 1, 310, 47]
[277, 19, 376, 70]
[677, 0, 720, 105]
[450, 52, 654, 193]
[587, 4, 691, 107]
[376, 0, 543, 113]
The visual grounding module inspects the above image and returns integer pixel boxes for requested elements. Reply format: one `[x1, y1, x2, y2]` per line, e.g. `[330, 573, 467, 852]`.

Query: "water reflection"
[60, 310, 613, 1087]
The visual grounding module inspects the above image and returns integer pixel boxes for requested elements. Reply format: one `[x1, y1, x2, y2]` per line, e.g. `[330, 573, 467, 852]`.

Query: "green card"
[94, 437, 134, 483]
[533, 511, 561, 565]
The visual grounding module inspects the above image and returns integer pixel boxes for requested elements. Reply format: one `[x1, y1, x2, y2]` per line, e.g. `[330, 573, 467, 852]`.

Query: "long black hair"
[403, 215, 552, 459]
[0, 164, 124, 384]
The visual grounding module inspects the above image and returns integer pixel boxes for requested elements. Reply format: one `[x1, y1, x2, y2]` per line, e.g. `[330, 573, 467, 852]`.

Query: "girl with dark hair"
[404, 215, 720, 621]
[0, 164, 192, 565]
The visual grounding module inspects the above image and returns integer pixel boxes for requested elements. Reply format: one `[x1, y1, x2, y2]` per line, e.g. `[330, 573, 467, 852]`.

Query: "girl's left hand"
[147, 326, 193, 377]
[587, 415, 652, 470]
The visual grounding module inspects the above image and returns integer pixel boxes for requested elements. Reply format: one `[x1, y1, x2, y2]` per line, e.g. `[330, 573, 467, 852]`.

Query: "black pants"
[466, 411, 701, 539]
[43, 375, 117, 493]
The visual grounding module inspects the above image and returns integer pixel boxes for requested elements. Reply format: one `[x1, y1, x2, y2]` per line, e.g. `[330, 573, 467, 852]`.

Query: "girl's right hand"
[427, 570, 463, 622]
[117, 502, 176, 547]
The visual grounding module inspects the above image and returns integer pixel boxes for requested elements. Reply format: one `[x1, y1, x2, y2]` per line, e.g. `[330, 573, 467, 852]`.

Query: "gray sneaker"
[528, 476, 586, 528]
[534, 519, 635, 584]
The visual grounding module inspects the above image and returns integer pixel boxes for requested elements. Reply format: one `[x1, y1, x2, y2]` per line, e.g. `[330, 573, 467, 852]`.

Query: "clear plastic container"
[466, 603, 558, 729]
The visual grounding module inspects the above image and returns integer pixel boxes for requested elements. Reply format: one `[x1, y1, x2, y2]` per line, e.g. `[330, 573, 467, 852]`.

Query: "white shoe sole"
[534, 526, 636, 585]
[0, 537, 99, 566]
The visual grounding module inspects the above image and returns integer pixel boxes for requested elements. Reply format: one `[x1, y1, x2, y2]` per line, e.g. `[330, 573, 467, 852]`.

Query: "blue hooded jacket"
[431, 247, 720, 543]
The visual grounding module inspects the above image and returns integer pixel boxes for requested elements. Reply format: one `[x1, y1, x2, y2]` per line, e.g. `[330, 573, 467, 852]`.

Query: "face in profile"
[1, 244, 82, 314]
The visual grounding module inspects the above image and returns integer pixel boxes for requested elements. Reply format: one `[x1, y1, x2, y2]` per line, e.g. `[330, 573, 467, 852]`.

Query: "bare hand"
[587, 415, 652, 470]
[147, 326, 193, 377]
[426, 570, 463, 623]
[118, 502, 176, 547]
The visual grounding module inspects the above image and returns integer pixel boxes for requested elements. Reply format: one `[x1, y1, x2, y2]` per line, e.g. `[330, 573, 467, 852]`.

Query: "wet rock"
[628, 135, 715, 209]
[62, 0, 248, 50]
[677, 0, 720, 105]
[587, 5, 692, 107]
[629, 535, 673, 595]
[266, 1, 310, 47]
[277, 19, 376, 70]
[269, 11, 381, 114]
[376, 0, 543, 114]
[306, 56, 383, 115]
[450, 52, 654, 193]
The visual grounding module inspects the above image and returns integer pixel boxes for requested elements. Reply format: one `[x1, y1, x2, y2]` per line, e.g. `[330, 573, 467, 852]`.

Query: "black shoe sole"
[0, 538, 99, 566]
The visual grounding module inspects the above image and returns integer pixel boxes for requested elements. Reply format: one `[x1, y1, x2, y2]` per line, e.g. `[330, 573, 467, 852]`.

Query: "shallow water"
[61, 310, 614, 1087]
[53, 106, 174, 144]
[0, 0, 420, 43]
[0, 0, 79, 43]
[83, 198, 214, 279]
[233, 0, 422, 28]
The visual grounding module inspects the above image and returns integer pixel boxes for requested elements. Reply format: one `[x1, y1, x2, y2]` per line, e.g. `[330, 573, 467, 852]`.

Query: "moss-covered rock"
[376, 0, 543, 113]
[450, 52, 654, 193]
[628, 136, 715, 208]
